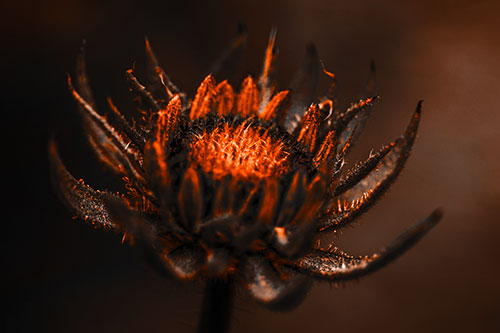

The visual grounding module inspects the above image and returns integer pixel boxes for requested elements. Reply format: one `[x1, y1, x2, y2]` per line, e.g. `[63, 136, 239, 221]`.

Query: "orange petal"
[259, 90, 290, 124]
[236, 76, 259, 117]
[257, 178, 279, 225]
[314, 130, 336, 167]
[214, 80, 235, 116]
[296, 104, 320, 153]
[259, 28, 278, 111]
[156, 94, 182, 145]
[190, 75, 216, 119]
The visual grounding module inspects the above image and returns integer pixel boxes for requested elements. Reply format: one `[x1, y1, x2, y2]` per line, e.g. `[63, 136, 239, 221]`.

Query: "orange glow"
[190, 75, 216, 119]
[257, 178, 279, 225]
[214, 80, 235, 115]
[259, 90, 290, 123]
[236, 76, 259, 117]
[297, 104, 320, 152]
[156, 94, 182, 144]
[314, 130, 336, 167]
[258, 29, 277, 110]
[189, 122, 289, 181]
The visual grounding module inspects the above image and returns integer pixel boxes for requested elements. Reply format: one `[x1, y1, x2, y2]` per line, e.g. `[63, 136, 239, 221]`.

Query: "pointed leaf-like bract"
[107, 98, 147, 151]
[335, 96, 376, 155]
[214, 80, 235, 116]
[258, 28, 278, 113]
[295, 103, 320, 153]
[49, 140, 120, 229]
[259, 90, 291, 124]
[68, 76, 145, 185]
[286, 43, 320, 132]
[236, 76, 260, 117]
[190, 75, 217, 119]
[209, 22, 248, 82]
[145, 38, 182, 100]
[275, 174, 326, 259]
[296, 209, 442, 280]
[126, 69, 162, 113]
[318, 102, 423, 232]
[177, 167, 203, 231]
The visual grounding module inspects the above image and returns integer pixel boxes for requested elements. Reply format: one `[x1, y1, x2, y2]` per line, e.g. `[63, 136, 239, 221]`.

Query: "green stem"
[197, 279, 234, 333]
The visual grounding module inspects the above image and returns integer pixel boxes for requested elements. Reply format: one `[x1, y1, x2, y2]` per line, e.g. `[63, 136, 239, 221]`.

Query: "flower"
[49, 29, 442, 310]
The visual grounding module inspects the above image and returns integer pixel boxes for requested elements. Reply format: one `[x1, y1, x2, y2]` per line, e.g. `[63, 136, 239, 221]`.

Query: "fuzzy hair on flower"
[50, 27, 442, 312]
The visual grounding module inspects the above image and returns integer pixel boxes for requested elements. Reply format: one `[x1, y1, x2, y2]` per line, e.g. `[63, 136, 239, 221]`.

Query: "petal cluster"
[50, 31, 441, 309]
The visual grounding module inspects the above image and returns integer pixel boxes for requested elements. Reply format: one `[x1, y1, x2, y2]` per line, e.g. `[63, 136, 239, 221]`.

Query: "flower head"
[50, 30, 441, 310]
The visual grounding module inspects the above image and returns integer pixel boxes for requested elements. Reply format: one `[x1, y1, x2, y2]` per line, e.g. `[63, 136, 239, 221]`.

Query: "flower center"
[189, 122, 290, 181]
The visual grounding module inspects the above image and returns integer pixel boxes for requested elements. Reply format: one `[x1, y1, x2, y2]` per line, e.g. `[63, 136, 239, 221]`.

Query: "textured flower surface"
[50, 29, 442, 310]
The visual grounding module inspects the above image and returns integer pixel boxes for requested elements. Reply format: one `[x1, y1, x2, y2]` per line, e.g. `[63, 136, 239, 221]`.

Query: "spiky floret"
[50, 31, 441, 310]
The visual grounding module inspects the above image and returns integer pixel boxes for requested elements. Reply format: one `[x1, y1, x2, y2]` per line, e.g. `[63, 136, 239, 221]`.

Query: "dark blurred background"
[3, 0, 500, 332]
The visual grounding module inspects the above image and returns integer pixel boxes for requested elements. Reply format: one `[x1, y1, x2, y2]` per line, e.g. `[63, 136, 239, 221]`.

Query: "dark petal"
[102, 194, 175, 277]
[363, 59, 377, 98]
[68, 76, 145, 184]
[242, 256, 311, 311]
[197, 215, 238, 247]
[285, 43, 320, 133]
[274, 174, 327, 259]
[162, 244, 205, 280]
[125, 69, 162, 113]
[335, 96, 377, 156]
[334, 141, 396, 197]
[236, 76, 260, 117]
[295, 209, 442, 280]
[256, 177, 279, 226]
[49, 140, 119, 229]
[318, 102, 422, 232]
[212, 175, 233, 217]
[144, 38, 177, 100]
[73, 49, 146, 158]
[258, 28, 278, 113]
[275, 171, 307, 227]
[75, 41, 95, 107]
[177, 167, 203, 231]
[209, 22, 248, 83]
[107, 98, 147, 151]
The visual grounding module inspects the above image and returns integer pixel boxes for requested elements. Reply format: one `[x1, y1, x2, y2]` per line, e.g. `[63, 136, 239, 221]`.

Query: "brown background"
[4, 0, 500, 332]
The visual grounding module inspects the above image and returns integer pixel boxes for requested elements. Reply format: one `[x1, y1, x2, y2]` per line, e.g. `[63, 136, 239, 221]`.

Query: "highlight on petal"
[214, 80, 235, 116]
[295, 209, 442, 280]
[190, 74, 217, 119]
[236, 76, 259, 117]
[68, 76, 146, 185]
[162, 244, 205, 280]
[126, 69, 162, 113]
[145, 37, 182, 100]
[295, 103, 320, 153]
[318, 102, 423, 232]
[258, 28, 278, 113]
[259, 90, 290, 124]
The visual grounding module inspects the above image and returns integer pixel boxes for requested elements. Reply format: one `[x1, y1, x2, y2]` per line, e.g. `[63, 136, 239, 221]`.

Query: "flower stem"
[197, 278, 234, 333]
